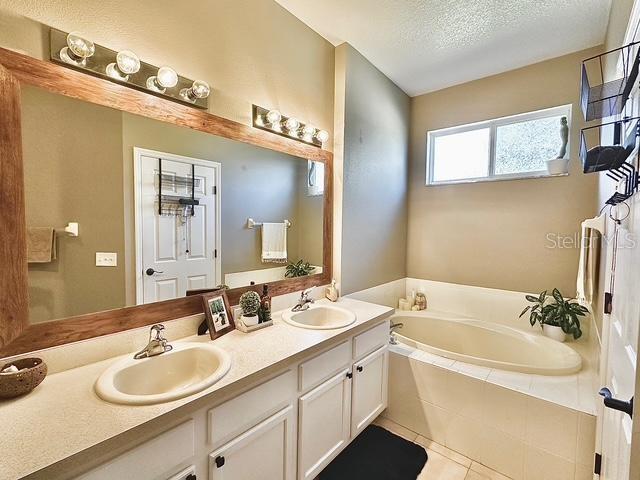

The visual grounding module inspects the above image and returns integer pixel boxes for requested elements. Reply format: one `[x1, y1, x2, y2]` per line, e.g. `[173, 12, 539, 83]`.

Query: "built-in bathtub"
[392, 310, 582, 375]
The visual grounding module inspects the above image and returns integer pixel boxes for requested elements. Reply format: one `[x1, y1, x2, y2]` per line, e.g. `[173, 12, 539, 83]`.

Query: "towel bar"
[246, 218, 291, 229]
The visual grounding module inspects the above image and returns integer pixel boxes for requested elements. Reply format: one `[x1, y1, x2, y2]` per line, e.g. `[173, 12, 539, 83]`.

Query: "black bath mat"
[318, 424, 428, 480]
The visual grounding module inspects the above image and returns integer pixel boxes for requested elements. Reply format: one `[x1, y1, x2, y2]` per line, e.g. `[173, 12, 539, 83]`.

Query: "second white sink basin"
[95, 342, 231, 405]
[282, 304, 356, 330]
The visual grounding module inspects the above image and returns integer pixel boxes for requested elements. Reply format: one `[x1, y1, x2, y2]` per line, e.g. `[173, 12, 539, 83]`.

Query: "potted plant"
[239, 291, 261, 327]
[519, 288, 588, 342]
[285, 259, 315, 278]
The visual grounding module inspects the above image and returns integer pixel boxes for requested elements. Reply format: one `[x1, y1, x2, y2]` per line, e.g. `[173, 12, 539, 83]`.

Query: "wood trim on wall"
[0, 47, 333, 357]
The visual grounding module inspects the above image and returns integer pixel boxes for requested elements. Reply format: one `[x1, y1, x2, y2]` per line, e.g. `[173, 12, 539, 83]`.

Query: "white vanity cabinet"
[74, 319, 390, 480]
[351, 345, 389, 437]
[296, 323, 389, 480]
[208, 406, 296, 480]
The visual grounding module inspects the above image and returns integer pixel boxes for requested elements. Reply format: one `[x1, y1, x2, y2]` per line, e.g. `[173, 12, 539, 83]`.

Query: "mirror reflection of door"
[135, 149, 221, 304]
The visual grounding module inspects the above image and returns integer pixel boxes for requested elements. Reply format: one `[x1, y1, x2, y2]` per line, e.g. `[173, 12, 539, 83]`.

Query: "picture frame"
[201, 291, 235, 340]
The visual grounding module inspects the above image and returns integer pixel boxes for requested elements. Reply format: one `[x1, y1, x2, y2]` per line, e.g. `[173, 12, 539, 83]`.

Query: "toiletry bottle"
[326, 279, 339, 302]
[260, 284, 272, 323]
[409, 290, 416, 309]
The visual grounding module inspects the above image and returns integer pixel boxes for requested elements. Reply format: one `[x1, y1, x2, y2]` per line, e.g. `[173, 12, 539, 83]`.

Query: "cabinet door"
[209, 405, 295, 480]
[298, 369, 352, 480]
[351, 345, 388, 437]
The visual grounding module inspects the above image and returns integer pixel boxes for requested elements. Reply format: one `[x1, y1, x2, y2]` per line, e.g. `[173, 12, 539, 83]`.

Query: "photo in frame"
[201, 291, 235, 340]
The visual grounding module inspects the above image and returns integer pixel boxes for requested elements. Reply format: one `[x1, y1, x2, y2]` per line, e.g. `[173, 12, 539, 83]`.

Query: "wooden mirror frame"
[0, 47, 333, 357]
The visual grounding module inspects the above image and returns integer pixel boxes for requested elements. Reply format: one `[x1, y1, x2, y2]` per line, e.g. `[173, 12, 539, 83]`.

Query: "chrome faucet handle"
[149, 324, 166, 341]
[390, 322, 404, 330]
[134, 324, 172, 359]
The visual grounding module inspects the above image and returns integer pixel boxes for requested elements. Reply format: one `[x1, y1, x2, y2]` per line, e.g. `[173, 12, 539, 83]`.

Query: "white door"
[598, 211, 638, 480]
[135, 148, 220, 304]
[298, 369, 352, 480]
[351, 345, 389, 438]
[208, 406, 295, 480]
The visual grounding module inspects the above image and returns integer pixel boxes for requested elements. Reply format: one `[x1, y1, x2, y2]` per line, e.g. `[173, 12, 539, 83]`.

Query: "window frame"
[426, 104, 572, 186]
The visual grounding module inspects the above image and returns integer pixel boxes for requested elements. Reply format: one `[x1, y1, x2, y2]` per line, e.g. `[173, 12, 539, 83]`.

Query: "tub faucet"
[134, 324, 173, 359]
[389, 321, 403, 345]
[292, 287, 315, 312]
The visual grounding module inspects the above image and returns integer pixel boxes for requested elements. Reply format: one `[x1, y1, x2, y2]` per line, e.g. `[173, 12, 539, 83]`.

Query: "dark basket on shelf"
[580, 118, 638, 173]
[581, 42, 640, 121]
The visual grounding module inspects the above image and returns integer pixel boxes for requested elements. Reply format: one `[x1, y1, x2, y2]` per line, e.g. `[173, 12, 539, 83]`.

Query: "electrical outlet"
[96, 252, 117, 267]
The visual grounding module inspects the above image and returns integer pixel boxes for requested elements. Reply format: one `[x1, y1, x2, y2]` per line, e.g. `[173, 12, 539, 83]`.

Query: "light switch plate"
[96, 252, 117, 267]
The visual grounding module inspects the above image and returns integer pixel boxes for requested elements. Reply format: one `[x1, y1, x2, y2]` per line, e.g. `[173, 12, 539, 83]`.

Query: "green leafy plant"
[285, 259, 315, 278]
[239, 291, 261, 316]
[519, 288, 588, 339]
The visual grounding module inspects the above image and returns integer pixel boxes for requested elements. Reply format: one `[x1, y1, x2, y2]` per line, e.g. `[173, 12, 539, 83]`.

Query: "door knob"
[599, 387, 633, 418]
[145, 268, 164, 276]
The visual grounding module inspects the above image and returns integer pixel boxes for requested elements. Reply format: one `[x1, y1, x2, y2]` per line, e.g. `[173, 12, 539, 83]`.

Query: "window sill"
[425, 172, 569, 187]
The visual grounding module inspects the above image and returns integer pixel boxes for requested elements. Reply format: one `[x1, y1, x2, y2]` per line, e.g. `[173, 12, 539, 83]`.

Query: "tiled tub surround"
[386, 345, 597, 480]
[349, 278, 599, 479]
[0, 296, 392, 480]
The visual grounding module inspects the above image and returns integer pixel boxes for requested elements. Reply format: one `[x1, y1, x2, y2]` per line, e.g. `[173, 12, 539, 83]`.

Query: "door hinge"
[214, 249, 217, 258]
[213, 185, 217, 195]
[594, 452, 602, 475]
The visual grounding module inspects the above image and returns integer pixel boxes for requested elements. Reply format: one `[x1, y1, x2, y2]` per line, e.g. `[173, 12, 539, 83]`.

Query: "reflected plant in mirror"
[285, 259, 316, 278]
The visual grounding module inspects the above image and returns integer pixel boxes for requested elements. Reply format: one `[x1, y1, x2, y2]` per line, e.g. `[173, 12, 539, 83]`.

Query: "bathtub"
[392, 310, 582, 375]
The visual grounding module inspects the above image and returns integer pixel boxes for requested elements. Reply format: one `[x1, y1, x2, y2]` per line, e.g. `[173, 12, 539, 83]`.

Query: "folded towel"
[261, 222, 288, 263]
[27, 227, 56, 263]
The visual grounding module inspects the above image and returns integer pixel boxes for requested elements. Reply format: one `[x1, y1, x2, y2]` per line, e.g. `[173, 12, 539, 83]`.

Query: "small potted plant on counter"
[239, 291, 261, 327]
[519, 288, 588, 342]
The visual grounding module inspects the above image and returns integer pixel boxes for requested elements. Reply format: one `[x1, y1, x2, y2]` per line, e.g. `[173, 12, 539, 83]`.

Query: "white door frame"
[133, 147, 222, 304]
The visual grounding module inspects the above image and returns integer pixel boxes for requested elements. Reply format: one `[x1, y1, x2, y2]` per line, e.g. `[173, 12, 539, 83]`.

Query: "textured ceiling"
[274, 0, 613, 96]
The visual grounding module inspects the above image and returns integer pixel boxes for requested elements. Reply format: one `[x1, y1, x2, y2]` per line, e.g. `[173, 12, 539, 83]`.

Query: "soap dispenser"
[325, 279, 339, 302]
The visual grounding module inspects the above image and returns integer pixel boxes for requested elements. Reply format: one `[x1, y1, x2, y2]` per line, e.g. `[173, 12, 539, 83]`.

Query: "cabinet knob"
[356, 365, 363, 372]
[215, 456, 225, 468]
[346, 372, 353, 379]
[186, 474, 197, 480]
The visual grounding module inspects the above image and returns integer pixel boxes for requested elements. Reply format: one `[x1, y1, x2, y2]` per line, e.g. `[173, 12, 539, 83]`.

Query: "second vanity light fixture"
[50, 28, 210, 109]
[252, 105, 330, 148]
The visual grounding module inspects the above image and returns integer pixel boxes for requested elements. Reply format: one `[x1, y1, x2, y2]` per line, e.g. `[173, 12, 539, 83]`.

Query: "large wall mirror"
[0, 48, 332, 356]
[23, 85, 324, 324]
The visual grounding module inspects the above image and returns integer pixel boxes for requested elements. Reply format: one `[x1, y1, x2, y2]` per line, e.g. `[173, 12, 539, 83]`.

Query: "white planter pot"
[240, 314, 259, 327]
[543, 324, 567, 342]
[545, 158, 569, 175]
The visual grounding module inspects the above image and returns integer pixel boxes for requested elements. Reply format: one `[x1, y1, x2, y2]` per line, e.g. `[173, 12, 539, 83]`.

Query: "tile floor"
[372, 416, 511, 480]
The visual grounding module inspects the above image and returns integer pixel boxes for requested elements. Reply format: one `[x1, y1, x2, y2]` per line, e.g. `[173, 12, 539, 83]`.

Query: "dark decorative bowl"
[0, 358, 47, 399]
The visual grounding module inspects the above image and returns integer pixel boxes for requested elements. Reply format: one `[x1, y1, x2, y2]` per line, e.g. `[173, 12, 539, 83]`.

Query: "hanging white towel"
[261, 222, 288, 263]
[576, 215, 604, 306]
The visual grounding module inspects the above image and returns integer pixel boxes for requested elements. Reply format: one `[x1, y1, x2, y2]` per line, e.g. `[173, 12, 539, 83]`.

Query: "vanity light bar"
[252, 105, 330, 149]
[49, 28, 210, 110]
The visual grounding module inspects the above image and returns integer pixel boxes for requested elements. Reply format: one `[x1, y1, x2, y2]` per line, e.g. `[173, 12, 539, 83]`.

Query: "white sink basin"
[95, 342, 231, 405]
[282, 304, 356, 330]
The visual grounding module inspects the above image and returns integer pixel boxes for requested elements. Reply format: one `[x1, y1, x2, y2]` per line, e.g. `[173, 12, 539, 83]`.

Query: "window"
[426, 105, 571, 185]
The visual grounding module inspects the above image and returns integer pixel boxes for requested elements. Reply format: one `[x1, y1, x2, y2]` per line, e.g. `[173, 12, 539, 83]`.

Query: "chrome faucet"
[292, 287, 315, 312]
[389, 321, 404, 345]
[134, 324, 173, 360]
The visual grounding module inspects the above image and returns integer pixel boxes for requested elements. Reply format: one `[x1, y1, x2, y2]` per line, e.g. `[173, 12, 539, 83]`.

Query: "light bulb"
[106, 50, 140, 81]
[59, 32, 95, 66]
[316, 130, 329, 144]
[302, 124, 316, 140]
[285, 117, 300, 133]
[266, 110, 282, 125]
[180, 80, 211, 102]
[146, 66, 178, 93]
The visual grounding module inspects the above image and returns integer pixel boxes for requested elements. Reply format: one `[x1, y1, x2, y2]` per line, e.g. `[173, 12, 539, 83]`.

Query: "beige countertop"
[0, 298, 393, 480]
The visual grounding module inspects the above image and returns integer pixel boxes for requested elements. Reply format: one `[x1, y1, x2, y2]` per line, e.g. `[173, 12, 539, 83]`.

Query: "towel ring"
[609, 201, 630, 223]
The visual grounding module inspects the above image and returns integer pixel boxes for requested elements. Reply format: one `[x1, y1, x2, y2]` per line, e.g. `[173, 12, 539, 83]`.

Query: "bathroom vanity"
[0, 299, 392, 480]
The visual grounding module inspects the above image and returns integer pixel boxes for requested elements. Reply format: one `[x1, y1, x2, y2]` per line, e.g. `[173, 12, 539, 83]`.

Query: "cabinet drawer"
[77, 420, 195, 480]
[353, 321, 389, 360]
[209, 369, 295, 447]
[299, 340, 351, 391]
